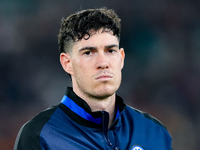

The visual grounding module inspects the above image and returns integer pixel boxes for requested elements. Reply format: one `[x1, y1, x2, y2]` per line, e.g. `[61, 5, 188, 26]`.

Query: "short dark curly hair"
[58, 7, 121, 53]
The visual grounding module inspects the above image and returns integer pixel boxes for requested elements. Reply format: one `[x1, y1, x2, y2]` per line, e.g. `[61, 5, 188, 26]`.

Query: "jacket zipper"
[102, 111, 121, 150]
[101, 111, 113, 147]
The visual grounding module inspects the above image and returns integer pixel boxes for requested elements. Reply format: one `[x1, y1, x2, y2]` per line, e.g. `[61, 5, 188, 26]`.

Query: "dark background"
[1, 0, 200, 149]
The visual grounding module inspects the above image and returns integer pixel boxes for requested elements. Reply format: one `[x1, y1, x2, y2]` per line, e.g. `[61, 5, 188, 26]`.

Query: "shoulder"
[120, 106, 172, 149]
[123, 106, 172, 143]
[23, 105, 59, 134]
[124, 105, 168, 131]
[14, 105, 59, 150]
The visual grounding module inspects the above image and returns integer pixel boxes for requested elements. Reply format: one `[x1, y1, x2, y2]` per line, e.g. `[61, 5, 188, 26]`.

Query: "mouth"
[95, 73, 113, 81]
[96, 75, 112, 80]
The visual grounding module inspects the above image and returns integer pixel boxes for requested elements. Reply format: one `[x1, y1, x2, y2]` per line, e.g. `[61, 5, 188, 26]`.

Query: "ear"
[119, 48, 125, 69]
[60, 53, 74, 75]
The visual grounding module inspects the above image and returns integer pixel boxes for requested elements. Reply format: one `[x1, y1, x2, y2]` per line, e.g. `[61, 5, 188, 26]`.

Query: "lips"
[94, 72, 114, 81]
[96, 75, 112, 80]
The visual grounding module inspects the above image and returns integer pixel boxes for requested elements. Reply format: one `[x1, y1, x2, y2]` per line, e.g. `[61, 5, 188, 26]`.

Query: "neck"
[86, 95, 116, 128]
[73, 89, 116, 128]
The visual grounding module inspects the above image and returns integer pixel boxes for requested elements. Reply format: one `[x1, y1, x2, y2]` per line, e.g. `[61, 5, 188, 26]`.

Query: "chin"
[92, 87, 117, 100]
[92, 93, 114, 100]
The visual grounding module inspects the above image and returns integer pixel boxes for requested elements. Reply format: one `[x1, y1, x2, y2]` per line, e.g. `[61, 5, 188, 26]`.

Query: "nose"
[96, 52, 109, 69]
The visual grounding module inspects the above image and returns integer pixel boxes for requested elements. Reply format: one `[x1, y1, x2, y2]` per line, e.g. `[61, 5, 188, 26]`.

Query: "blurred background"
[1, 0, 200, 149]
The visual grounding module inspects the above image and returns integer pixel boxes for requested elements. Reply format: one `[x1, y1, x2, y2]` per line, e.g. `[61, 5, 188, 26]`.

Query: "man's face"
[64, 29, 125, 100]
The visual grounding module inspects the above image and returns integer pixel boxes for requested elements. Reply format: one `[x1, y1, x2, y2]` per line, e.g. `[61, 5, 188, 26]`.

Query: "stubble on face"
[70, 29, 124, 102]
[72, 65, 122, 101]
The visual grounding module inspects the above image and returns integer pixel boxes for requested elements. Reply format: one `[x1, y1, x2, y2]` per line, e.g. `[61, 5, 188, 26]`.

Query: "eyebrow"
[79, 44, 119, 51]
[79, 46, 96, 51]
[105, 44, 119, 49]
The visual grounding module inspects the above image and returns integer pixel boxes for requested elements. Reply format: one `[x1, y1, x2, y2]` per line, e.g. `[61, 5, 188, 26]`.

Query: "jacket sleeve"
[14, 106, 58, 150]
[13, 123, 42, 150]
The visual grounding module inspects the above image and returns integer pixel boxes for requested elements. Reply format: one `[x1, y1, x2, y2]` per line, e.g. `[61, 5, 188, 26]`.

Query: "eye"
[108, 49, 116, 53]
[83, 51, 92, 56]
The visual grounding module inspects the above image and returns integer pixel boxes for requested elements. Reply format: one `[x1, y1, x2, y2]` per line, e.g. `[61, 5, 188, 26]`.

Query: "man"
[14, 8, 172, 150]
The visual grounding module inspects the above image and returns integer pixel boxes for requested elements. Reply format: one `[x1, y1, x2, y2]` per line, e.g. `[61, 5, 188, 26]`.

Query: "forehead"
[73, 30, 119, 50]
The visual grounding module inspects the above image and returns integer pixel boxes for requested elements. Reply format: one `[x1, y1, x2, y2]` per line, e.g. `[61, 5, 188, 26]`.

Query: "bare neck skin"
[74, 89, 116, 128]
[87, 94, 116, 128]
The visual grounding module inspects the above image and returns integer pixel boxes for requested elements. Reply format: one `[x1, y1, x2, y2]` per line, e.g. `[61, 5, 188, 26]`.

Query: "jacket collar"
[59, 87, 126, 128]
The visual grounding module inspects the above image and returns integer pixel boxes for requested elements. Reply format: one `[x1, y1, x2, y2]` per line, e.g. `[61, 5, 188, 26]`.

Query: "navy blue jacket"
[14, 87, 172, 150]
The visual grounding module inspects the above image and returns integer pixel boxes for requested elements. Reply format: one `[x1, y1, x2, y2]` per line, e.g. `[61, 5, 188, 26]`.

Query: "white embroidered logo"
[131, 145, 144, 150]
